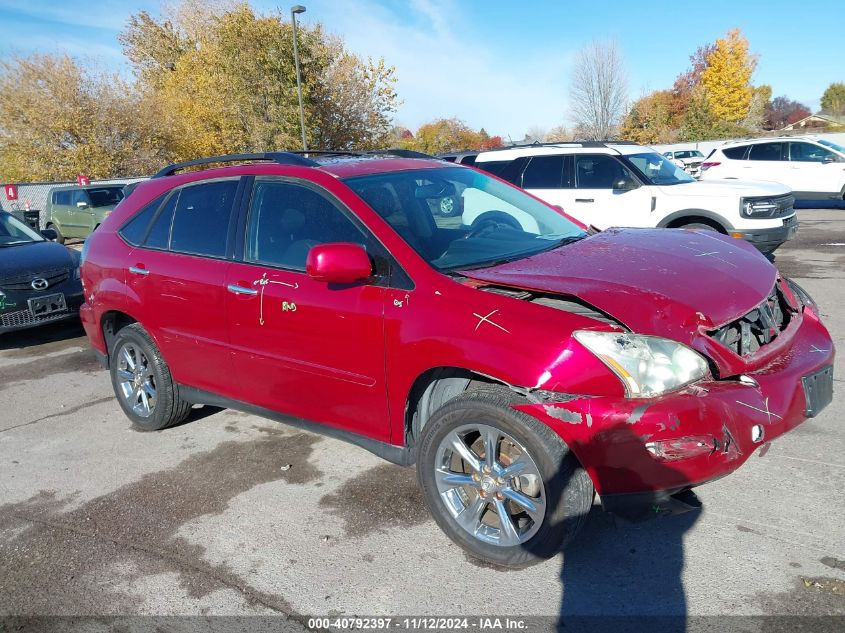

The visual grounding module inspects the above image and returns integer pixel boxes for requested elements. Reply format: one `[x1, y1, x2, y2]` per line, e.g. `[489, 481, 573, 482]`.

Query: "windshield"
[675, 150, 704, 159]
[818, 139, 845, 155]
[88, 187, 124, 208]
[0, 212, 44, 246]
[625, 152, 695, 185]
[344, 167, 586, 271]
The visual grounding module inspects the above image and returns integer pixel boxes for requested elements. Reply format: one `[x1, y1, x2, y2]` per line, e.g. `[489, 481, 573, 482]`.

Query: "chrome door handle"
[128, 266, 150, 276]
[227, 284, 258, 296]
[575, 198, 594, 203]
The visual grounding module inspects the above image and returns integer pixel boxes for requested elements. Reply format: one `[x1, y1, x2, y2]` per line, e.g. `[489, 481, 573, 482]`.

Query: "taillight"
[700, 161, 721, 171]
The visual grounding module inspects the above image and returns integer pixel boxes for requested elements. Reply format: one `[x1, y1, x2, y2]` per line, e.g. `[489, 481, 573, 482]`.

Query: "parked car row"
[66, 150, 833, 568]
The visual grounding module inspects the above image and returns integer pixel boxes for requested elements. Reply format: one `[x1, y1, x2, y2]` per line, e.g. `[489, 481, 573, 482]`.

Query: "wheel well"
[101, 311, 137, 357]
[403, 368, 514, 451]
[665, 216, 727, 233]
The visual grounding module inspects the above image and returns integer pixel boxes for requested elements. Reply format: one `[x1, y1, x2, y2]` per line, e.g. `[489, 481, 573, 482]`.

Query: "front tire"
[417, 388, 594, 568]
[47, 223, 65, 245]
[109, 323, 191, 431]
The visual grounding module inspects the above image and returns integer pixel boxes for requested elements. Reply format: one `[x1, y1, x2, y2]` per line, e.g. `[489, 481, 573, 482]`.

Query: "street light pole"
[291, 4, 307, 151]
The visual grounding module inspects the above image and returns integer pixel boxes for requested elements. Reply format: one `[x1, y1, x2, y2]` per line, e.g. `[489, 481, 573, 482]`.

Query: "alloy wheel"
[434, 423, 546, 546]
[115, 343, 157, 418]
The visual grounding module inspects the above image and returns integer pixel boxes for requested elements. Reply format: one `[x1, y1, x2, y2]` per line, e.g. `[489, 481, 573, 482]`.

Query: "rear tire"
[417, 387, 594, 568]
[109, 323, 191, 431]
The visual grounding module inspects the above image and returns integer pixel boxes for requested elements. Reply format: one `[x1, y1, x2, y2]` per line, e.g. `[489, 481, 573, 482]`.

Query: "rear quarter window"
[722, 146, 748, 160]
[118, 197, 164, 245]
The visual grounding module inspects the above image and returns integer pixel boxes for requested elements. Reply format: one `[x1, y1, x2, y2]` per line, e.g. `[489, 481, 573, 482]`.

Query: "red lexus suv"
[80, 151, 835, 567]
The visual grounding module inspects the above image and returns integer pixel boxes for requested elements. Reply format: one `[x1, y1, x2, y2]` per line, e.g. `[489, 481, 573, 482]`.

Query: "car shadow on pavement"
[0, 319, 86, 352]
[524, 426, 700, 632]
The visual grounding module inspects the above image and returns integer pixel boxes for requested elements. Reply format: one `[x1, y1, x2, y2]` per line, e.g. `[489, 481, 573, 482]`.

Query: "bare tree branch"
[569, 39, 628, 140]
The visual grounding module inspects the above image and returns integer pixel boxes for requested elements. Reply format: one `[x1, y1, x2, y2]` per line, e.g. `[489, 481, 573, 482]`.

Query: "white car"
[663, 149, 705, 178]
[700, 137, 845, 201]
[471, 142, 797, 254]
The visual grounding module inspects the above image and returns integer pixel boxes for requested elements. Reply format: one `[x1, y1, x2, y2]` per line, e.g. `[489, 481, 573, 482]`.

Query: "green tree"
[821, 82, 845, 116]
[399, 118, 502, 154]
[620, 90, 676, 143]
[0, 55, 167, 181]
[119, 2, 398, 158]
[700, 29, 757, 122]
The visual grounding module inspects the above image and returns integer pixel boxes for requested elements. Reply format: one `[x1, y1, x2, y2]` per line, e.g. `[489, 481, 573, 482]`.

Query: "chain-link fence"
[1, 176, 148, 230]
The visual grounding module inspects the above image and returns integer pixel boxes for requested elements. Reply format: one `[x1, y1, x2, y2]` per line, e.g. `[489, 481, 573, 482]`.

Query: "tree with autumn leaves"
[0, 1, 399, 181]
[621, 28, 815, 142]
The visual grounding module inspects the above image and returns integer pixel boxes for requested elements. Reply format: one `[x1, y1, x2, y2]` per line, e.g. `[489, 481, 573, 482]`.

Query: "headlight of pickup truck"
[574, 331, 709, 398]
[741, 198, 780, 218]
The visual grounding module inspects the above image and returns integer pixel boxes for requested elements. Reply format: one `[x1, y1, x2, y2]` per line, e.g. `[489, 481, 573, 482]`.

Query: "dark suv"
[80, 152, 834, 567]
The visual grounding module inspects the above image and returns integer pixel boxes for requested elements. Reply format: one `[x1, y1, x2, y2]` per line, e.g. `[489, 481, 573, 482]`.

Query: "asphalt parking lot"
[1, 209, 843, 627]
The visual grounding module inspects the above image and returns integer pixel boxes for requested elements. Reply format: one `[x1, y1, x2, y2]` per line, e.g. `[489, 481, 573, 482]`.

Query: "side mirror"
[613, 179, 638, 191]
[306, 243, 373, 284]
[822, 155, 836, 164]
[40, 228, 58, 241]
[76, 201, 89, 209]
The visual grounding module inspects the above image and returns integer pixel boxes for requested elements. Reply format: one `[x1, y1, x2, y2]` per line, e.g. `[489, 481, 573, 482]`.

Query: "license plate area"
[27, 293, 67, 317]
[802, 365, 833, 418]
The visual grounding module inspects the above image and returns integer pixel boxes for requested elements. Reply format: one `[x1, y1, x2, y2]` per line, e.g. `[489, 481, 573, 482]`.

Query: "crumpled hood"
[460, 228, 777, 344]
[0, 241, 78, 280]
[656, 179, 790, 198]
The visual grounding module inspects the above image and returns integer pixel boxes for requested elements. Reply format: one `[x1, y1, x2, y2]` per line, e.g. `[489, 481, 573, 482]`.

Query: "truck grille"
[0, 268, 70, 292]
[709, 285, 791, 356]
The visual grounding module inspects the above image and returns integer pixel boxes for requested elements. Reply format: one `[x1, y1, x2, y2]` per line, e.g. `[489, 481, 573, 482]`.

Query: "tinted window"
[749, 143, 785, 161]
[722, 146, 748, 160]
[119, 198, 162, 245]
[459, 155, 477, 166]
[70, 190, 89, 206]
[476, 160, 510, 176]
[790, 142, 835, 162]
[53, 191, 71, 205]
[521, 155, 564, 189]
[575, 155, 635, 189]
[88, 187, 124, 207]
[169, 180, 238, 257]
[145, 192, 178, 250]
[245, 180, 366, 270]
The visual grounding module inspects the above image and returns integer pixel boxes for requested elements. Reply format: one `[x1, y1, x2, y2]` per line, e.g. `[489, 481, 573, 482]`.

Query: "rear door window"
[53, 191, 71, 205]
[169, 180, 239, 258]
[521, 155, 564, 189]
[748, 143, 786, 161]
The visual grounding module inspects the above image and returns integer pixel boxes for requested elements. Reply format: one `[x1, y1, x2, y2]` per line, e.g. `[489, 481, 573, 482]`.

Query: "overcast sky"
[1, 0, 842, 140]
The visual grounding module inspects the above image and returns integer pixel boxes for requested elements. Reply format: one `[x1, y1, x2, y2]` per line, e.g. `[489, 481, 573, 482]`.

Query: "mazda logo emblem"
[31, 278, 49, 291]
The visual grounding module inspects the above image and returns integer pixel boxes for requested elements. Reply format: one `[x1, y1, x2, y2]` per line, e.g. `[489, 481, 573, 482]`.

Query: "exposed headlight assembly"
[785, 276, 817, 313]
[574, 331, 710, 398]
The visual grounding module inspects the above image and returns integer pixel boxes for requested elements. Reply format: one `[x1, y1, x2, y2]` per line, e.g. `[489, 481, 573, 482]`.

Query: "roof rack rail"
[152, 152, 318, 179]
[366, 148, 437, 159]
[286, 150, 364, 158]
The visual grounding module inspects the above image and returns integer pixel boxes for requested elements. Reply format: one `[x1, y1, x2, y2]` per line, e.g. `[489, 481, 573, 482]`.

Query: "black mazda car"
[0, 211, 83, 334]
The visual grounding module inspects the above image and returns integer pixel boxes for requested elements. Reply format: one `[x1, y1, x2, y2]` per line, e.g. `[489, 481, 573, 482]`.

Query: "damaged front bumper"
[514, 307, 835, 520]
